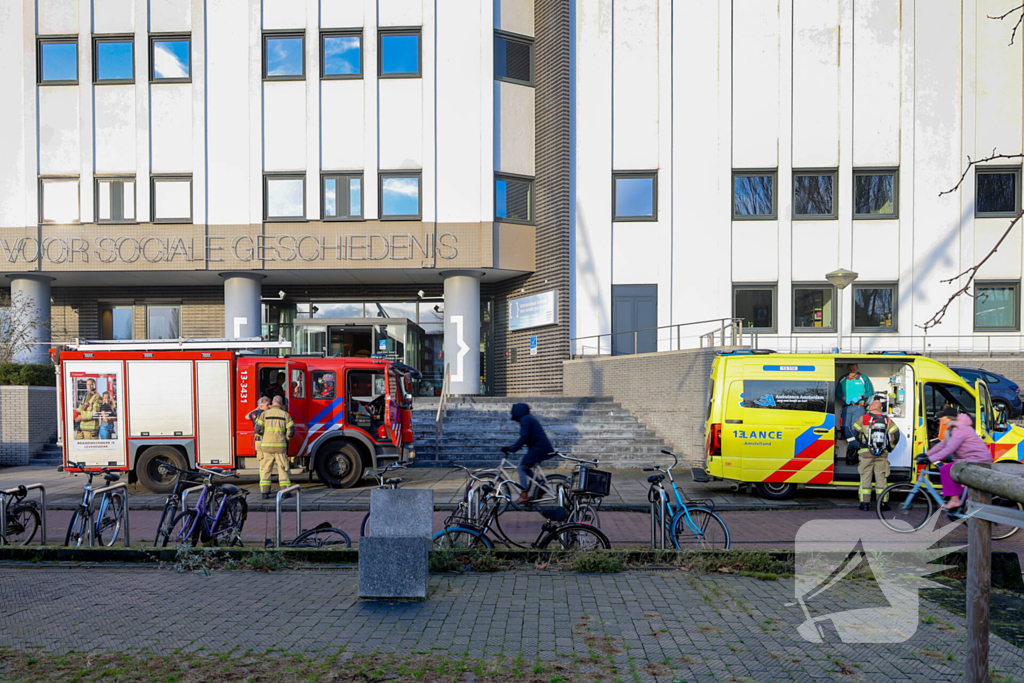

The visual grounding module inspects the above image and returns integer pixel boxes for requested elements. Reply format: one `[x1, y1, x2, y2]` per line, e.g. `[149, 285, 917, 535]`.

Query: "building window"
[150, 35, 190, 82]
[151, 176, 192, 222]
[379, 29, 420, 78]
[38, 38, 78, 84]
[147, 304, 180, 339]
[793, 285, 835, 332]
[976, 167, 1021, 217]
[853, 170, 898, 218]
[495, 174, 534, 223]
[793, 170, 837, 219]
[853, 284, 897, 330]
[495, 31, 534, 85]
[974, 282, 1020, 331]
[733, 285, 777, 332]
[612, 172, 657, 221]
[100, 304, 133, 340]
[93, 36, 134, 83]
[379, 172, 421, 219]
[733, 171, 777, 219]
[322, 173, 363, 220]
[95, 177, 136, 223]
[321, 31, 361, 78]
[264, 32, 304, 80]
[39, 178, 80, 223]
[264, 174, 306, 221]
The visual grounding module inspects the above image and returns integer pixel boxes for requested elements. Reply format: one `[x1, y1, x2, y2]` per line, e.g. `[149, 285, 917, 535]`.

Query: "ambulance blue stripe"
[793, 414, 835, 456]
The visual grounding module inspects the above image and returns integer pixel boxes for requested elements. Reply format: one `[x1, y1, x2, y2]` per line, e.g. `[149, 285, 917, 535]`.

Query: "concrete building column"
[442, 271, 483, 395]
[5, 275, 54, 364]
[220, 272, 265, 339]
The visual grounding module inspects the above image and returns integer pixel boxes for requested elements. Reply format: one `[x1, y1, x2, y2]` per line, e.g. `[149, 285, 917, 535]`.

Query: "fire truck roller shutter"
[313, 435, 371, 489]
[127, 361, 195, 437]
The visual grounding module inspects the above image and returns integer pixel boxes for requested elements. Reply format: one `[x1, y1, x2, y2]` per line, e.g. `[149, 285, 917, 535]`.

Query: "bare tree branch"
[989, 4, 1024, 45]
[938, 149, 1024, 197]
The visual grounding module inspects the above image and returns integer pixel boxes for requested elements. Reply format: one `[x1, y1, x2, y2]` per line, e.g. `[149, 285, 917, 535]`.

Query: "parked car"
[950, 366, 1023, 419]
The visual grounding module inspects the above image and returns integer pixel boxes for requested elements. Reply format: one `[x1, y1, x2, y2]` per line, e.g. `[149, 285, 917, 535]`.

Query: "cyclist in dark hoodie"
[501, 402, 554, 505]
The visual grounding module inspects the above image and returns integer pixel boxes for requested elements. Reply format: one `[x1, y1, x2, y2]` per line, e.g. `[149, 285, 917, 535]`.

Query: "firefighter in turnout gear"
[852, 399, 900, 511]
[255, 395, 295, 499]
[248, 396, 271, 477]
[74, 378, 103, 440]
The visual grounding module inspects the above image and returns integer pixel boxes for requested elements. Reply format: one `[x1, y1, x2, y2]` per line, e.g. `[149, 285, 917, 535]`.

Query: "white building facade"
[572, 0, 1024, 356]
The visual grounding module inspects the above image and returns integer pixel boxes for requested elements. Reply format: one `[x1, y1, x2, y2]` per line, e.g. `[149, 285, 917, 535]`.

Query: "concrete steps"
[28, 442, 63, 467]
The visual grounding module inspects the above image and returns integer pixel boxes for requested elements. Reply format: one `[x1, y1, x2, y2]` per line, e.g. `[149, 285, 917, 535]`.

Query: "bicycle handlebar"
[449, 462, 489, 483]
[553, 452, 599, 466]
[660, 449, 680, 468]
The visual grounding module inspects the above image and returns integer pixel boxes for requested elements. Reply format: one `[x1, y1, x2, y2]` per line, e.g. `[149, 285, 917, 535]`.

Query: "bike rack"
[87, 481, 130, 547]
[275, 484, 302, 548]
[181, 484, 204, 511]
[0, 484, 46, 546]
[650, 488, 668, 550]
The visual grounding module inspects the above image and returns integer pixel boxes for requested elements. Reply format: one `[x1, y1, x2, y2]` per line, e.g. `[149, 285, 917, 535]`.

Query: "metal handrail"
[87, 481, 129, 547]
[434, 363, 451, 458]
[570, 317, 745, 358]
[275, 484, 302, 548]
[0, 484, 46, 546]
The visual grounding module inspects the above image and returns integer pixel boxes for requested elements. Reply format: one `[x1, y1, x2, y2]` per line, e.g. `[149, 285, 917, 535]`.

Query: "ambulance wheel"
[136, 447, 188, 494]
[756, 482, 797, 500]
[315, 442, 365, 489]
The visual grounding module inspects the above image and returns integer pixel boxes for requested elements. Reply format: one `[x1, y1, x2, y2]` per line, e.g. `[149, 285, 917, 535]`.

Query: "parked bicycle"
[560, 454, 611, 526]
[645, 450, 730, 549]
[359, 462, 407, 537]
[151, 464, 204, 547]
[2, 485, 41, 546]
[877, 463, 1022, 539]
[163, 467, 249, 547]
[278, 522, 352, 548]
[65, 461, 126, 547]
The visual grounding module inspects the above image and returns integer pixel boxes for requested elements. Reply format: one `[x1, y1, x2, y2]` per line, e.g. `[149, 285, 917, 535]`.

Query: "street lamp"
[826, 268, 859, 353]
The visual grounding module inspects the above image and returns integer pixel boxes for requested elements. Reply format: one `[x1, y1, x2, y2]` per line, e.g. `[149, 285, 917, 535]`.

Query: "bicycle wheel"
[165, 510, 199, 548]
[989, 497, 1023, 541]
[64, 508, 88, 547]
[211, 496, 248, 547]
[360, 511, 371, 537]
[670, 508, 730, 549]
[291, 527, 352, 548]
[569, 503, 601, 528]
[96, 491, 125, 547]
[153, 502, 179, 547]
[539, 523, 611, 550]
[878, 483, 935, 533]
[433, 527, 493, 550]
[5, 504, 40, 546]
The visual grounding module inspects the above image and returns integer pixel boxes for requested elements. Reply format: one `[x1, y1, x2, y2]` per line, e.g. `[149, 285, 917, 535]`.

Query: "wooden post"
[965, 476, 992, 683]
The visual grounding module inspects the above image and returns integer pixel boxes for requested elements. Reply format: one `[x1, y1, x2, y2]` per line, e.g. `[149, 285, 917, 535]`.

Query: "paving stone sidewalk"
[1, 567, 1022, 682]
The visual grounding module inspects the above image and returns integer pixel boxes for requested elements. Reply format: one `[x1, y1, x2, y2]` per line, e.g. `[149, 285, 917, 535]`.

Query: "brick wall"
[563, 349, 718, 464]
[0, 386, 58, 467]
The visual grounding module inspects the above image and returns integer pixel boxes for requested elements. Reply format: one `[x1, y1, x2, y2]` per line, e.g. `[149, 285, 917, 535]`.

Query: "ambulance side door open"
[974, 378, 996, 441]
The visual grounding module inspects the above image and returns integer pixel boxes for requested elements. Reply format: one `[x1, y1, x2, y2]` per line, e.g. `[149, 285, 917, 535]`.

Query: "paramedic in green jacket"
[836, 364, 874, 440]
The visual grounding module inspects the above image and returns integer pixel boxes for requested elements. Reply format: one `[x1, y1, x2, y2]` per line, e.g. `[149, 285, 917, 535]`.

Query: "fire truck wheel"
[315, 442, 365, 489]
[137, 447, 188, 494]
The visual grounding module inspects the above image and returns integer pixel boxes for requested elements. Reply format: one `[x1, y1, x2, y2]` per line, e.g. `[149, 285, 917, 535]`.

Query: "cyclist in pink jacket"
[918, 407, 991, 510]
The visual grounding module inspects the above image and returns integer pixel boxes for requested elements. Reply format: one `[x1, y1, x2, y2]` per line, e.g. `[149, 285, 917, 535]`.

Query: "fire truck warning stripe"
[309, 397, 345, 427]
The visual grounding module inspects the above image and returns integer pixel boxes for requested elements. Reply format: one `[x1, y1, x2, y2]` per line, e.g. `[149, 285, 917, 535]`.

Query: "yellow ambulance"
[699, 350, 1024, 500]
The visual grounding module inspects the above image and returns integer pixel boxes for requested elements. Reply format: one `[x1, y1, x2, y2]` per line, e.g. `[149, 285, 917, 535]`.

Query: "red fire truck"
[54, 339, 418, 493]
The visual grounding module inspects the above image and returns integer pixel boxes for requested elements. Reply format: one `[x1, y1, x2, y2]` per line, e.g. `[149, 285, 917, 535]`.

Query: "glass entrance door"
[328, 326, 374, 357]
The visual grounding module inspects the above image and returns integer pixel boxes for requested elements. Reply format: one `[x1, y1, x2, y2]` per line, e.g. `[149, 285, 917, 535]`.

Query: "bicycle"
[163, 468, 249, 547]
[64, 461, 126, 547]
[1, 486, 41, 546]
[645, 450, 730, 549]
[277, 521, 352, 548]
[434, 470, 611, 550]
[359, 462, 407, 537]
[474, 455, 570, 512]
[151, 464, 204, 547]
[878, 462, 1022, 539]
[560, 453, 611, 527]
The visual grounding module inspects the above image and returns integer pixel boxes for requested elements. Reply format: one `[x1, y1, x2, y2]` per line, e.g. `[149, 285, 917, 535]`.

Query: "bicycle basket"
[571, 467, 612, 497]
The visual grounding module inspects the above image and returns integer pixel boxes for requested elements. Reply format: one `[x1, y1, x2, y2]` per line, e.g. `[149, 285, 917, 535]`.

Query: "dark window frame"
[732, 169, 778, 220]
[612, 170, 658, 222]
[494, 29, 535, 87]
[851, 282, 899, 332]
[379, 170, 422, 220]
[975, 166, 1021, 218]
[93, 34, 135, 84]
[263, 173, 307, 222]
[98, 302, 135, 341]
[791, 283, 837, 333]
[150, 174, 193, 223]
[320, 29, 363, 79]
[494, 172, 535, 225]
[378, 27, 422, 79]
[321, 171, 364, 221]
[37, 36, 78, 85]
[263, 30, 305, 81]
[149, 33, 191, 83]
[732, 283, 778, 333]
[792, 168, 838, 220]
[38, 176, 81, 224]
[94, 176, 138, 224]
[973, 280, 1021, 332]
[853, 168, 899, 219]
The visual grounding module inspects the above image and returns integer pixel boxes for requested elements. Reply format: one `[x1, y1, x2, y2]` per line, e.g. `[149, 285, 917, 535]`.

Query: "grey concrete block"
[358, 537, 429, 600]
[368, 489, 433, 539]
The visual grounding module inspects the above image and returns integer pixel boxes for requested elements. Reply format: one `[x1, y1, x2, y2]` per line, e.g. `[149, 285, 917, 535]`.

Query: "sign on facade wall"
[509, 290, 558, 331]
